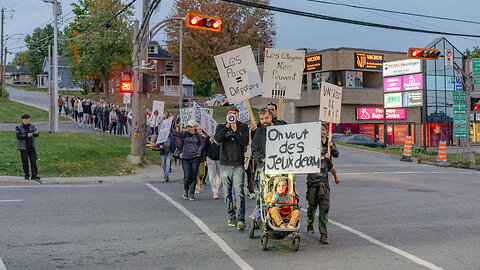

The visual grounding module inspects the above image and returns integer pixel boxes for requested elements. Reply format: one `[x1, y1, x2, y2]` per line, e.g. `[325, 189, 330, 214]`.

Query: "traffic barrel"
[436, 140, 447, 166]
[400, 136, 413, 162]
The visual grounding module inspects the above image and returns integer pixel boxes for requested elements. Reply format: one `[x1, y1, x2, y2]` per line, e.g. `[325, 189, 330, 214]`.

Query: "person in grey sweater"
[170, 117, 203, 201]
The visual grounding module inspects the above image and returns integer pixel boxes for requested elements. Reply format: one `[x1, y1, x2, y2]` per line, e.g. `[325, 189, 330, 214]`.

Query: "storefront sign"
[403, 91, 423, 107]
[265, 122, 322, 174]
[402, 73, 423, 91]
[304, 54, 322, 72]
[356, 108, 407, 120]
[383, 59, 421, 77]
[384, 93, 402, 108]
[214, 45, 263, 103]
[384, 76, 402, 92]
[263, 48, 305, 99]
[354, 53, 383, 70]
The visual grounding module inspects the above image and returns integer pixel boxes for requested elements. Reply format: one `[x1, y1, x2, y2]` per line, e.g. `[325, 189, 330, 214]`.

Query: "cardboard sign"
[234, 100, 250, 122]
[152, 100, 165, 116]
[193, 103, 217, 137]
[214, 45, 262, 104]
[156, 117, 173, 144]
[180, 107, 194, 127]
[319, 82, 343, 124]
[262, 48, 305, 99]
[265, 122, 322, 174]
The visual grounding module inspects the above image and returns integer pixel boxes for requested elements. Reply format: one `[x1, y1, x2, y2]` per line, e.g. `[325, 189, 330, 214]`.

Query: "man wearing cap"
[15, 114, 40, 181]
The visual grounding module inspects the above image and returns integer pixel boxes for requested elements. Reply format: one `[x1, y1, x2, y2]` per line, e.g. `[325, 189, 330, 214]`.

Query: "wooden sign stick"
[327, 122, 333, 156]
[244, 99, 256, 123]
[277, 98, 284, 120]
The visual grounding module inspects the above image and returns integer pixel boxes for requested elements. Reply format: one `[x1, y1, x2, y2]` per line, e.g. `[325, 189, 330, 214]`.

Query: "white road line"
[0, 200, 22, 202]
[336, 164, 415, 167]
[0, 256, 7, 270]
[146, 184, 254, 270]
[338, 171, 479, 175]
[0, 185, 110, 188]
[300, 209, 442, 270]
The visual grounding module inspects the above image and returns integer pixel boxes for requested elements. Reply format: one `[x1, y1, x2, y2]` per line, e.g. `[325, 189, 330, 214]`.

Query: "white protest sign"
[152, 100, 165, 116]
[319, 82, 343, 124]
[214, 45, 262, 104]
[262, 48, 305, 99]
[234, 100, 250, 122]
[123, 93, 131, 104]
[156, 117, 173, 144]
[180, 107, 194, 127]
[265, 122, 322, 174]
[204, 108, 214, 116]
[193, 103, 217, 137]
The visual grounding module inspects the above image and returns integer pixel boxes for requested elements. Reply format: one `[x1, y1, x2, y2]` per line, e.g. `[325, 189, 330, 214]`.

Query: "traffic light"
[120, 72, 132, 93]
[472, 97, 480, 111]
[186, 12, 222, 32]
[408, 47, 441, 60]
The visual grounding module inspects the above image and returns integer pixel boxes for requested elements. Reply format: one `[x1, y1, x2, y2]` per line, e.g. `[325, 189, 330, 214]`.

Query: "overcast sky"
[2, 0, 479, 63]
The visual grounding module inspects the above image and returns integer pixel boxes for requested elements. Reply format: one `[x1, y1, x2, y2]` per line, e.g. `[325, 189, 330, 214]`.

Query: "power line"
[306, 0, 480, 25]
[221, 0, 480, 38]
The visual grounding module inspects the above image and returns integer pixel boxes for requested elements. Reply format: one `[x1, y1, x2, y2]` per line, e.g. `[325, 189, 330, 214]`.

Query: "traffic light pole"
[179, 19, 183, 109]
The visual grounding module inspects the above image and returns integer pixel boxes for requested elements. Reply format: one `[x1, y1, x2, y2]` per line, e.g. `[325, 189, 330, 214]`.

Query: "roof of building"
[148, 41, 171, 59]
[183, 75, 194, 86]
[5, 64, 29, 74]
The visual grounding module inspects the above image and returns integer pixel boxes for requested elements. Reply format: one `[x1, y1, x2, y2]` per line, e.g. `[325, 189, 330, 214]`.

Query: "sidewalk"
[0, 164, 182, 185]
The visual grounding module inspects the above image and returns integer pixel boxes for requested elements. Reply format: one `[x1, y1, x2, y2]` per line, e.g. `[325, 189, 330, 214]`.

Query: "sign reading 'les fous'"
[265, 122, 322, 174]
[262, 48, 305, 99]
[319, 82, 343, 123]
[214, 46, 262, 104]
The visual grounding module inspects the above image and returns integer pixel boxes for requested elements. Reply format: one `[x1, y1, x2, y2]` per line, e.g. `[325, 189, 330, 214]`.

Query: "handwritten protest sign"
[193, 103, 217, 137]
[265, 122, 322, 174]
[234, 100, 250, 122]
[262, 48, 305, 99]
[152, 100, 165, 116]
[204, 108, 214, 116]
[319, 82, 343, 124]
[156, 117, 173, 144]
[180, 107, 194, 127]
[214, 45, 262, 104]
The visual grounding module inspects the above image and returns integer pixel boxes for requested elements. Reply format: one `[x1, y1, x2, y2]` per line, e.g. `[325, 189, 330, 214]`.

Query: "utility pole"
[178, 19, 183, 109]
[1, 7, 4, 96]
[49, 45, 54, 133]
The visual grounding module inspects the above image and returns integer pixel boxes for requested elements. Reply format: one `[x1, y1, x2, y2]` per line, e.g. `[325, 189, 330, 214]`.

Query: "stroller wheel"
[261, 235, 268, 251]
[293, 237, 300, 251]
[249, 220, 255, 238]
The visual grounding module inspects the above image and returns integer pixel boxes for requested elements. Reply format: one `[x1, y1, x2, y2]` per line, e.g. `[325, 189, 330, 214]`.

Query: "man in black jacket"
[214, 105, 249, 230]
[15, 114, 40, 182]
[251, 108, 274, 168]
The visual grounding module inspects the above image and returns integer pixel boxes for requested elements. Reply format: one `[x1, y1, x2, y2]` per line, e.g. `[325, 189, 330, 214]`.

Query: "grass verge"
[0, 131, 161, 177]
[337, 142, 480, 168]
[0, 99, 51, 124]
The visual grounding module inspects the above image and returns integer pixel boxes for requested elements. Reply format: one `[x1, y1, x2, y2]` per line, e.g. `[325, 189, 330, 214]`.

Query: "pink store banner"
[384, 76, 402, 92]
[402, 73, 422, 91]
[357, 108, 407, 120]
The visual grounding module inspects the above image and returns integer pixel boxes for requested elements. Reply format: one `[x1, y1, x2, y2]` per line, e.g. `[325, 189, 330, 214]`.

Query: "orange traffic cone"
[400, 136, 413, 162]
[436, 140, 447, 166]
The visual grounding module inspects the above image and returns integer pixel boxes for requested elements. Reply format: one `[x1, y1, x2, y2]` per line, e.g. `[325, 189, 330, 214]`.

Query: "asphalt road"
[6, 86, 49, 111]
[1, 146, 480, 269]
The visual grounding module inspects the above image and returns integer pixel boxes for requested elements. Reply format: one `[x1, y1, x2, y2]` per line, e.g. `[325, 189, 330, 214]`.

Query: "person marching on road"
[15, 114, 41, 182]
[267, 101, 287, 125]
[306, 124, 340, 244]
[214, 105, 249, 230]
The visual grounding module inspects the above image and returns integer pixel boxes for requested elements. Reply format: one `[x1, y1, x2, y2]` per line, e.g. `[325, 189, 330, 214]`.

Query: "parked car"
[344, 134, 386, 148]
[204, 94, 229, 107]
[331, 133, 352, 142]
[174, 98, 200, 108]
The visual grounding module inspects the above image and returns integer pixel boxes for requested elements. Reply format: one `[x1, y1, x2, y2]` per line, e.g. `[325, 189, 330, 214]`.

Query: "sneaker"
[228, 218, 237, 227]
[320, 234, 330, 244]
[307, 223, 314, 234]
[24, 176, 30, 180]
[237, 221, 245, 231]
[195, 189, 201, 194]
[213, 193, 219, 199]
[31, 176, 41, 181]
[189, 194, 195, 201]
[183, 191, 188, 200]
[165, 177, 169, 182]
[248, 192, 255, 200]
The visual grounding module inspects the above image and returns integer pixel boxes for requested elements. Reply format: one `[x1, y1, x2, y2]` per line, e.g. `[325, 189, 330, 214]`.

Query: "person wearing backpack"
[170, 117, 203, 201]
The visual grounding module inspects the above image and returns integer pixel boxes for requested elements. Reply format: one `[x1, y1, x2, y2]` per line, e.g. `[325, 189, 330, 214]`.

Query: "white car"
[204, 94, 229, 107]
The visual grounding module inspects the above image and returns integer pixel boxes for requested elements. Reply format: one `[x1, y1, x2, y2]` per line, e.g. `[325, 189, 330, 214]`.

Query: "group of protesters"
[155, 101, 340, 244]
[57, 95, 131, 135]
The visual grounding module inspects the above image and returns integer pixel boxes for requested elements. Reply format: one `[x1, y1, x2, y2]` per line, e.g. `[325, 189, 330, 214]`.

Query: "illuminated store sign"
[304, 54, 322, 72]
[357, 108, 407, 120]
[355, 53, 383, 70]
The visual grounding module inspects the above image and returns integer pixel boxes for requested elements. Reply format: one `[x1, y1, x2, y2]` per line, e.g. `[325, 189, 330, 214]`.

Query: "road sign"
[474, 76, 480, 86]
[454, 132, 467, 139]
[453, 119, 467, 126]
[455, 75, 462, 85]
[456, 84, 463, 91]
[454, 125, 467, 133]
[453, 92, 466, 102]
[454, 103, 466, 114]
[445, 48, 453, 66]
[123, 93, 131, 104]
[473, 58, 480, 76]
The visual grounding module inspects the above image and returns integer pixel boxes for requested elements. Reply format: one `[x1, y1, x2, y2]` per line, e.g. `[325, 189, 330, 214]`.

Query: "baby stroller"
[249, 171, 301, 251]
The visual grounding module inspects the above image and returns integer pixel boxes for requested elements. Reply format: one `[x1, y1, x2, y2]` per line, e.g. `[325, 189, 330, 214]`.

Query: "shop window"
[312, 72, 330, 90]
[344, 71, 363, 88]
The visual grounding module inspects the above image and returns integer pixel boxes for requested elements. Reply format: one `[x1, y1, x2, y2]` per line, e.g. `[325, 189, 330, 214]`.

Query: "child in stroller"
[249, 172, 301, 251]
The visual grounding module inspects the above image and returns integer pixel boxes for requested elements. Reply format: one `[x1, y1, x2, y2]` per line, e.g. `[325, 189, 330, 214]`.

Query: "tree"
[24, 25, 55, 83]
[11, 51, 27, 66]
[465, 46, 480, 58]
[194, 78, 215, 96]
[63, 0, 133, 95]
[165, 0, 275, 93]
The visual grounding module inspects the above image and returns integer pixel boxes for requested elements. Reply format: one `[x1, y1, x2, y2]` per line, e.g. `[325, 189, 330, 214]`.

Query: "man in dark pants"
[15, 114, 41, 182]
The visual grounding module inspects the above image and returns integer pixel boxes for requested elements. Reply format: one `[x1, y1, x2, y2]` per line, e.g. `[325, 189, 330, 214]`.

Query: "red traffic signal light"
[472, 97, 480, 111]
[408, 47, 441, 60]
[120, 72, 132, 93]
[186, 12, 222, 32]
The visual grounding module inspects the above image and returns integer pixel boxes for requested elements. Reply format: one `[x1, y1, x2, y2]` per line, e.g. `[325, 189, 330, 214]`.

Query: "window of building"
[312, 71, 331, 90]
[166, 78, 172, 86]
[344, 71, 363, 88]
[302, 74, 307, 91]
[166, 62, 174, 71]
